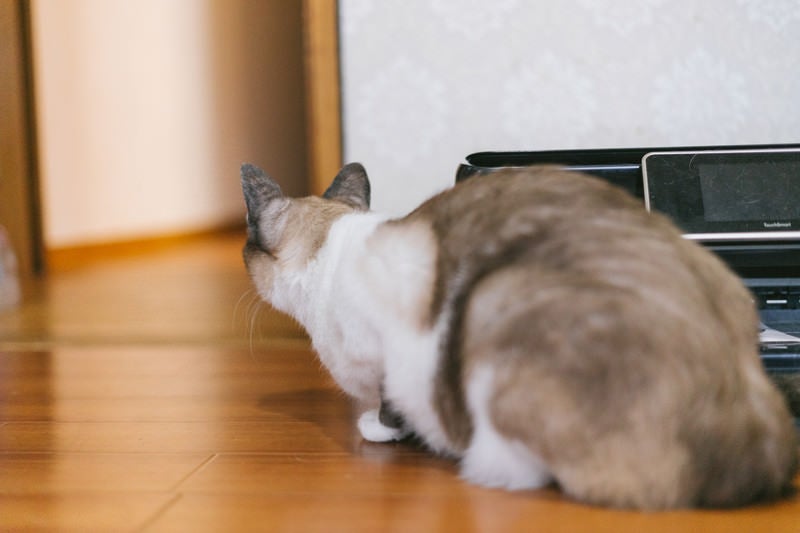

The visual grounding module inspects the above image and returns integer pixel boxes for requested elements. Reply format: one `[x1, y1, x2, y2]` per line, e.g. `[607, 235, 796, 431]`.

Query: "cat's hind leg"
[460, 365, 552, 491]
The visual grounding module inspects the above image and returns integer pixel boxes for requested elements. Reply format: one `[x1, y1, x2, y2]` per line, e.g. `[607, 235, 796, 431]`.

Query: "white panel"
[340, 0, 800, 216]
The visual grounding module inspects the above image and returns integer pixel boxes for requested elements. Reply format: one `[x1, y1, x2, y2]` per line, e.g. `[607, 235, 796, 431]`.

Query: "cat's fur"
[242, 162, 798, 509]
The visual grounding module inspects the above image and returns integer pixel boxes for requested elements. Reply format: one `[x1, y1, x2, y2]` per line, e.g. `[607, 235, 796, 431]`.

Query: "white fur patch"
[356, 219, 455, 453]
[305, 212, 391, 405]
[381, 320, 455, 454]
[460, 365, 551, 490]
[357, 409, 410, 442]
[266, 209, 456, 453]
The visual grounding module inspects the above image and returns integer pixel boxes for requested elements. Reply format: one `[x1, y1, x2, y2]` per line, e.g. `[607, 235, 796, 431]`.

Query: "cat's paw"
[357, 409, 409, 442]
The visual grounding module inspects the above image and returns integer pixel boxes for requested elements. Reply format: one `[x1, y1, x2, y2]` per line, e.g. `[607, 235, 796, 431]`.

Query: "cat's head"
[240, 162, 371, 304]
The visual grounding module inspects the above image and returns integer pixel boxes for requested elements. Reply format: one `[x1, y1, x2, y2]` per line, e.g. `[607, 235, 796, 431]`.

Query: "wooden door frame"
[0, 0, 43, 278]
[302, 0, 343, 195]
[0, 0, 339, 278]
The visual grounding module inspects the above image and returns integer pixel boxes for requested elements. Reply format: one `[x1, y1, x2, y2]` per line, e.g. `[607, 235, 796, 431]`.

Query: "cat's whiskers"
[232, 288, 256, 326]
[248, 297, 269, 358]
[248, 301, 259, 353]
[233, 289, 264, 358]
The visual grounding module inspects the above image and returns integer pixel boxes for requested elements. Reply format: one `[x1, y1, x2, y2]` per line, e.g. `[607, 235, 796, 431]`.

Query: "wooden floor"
[1, 232, 798, 532]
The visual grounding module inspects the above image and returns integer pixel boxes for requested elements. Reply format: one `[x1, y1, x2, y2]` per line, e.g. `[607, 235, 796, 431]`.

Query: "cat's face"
[241, 163, 371, 303]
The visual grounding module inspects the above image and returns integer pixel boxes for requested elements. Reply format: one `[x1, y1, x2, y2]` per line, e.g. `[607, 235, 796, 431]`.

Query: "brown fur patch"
[771, 374, 800, 417]
[243, 196, 355, 296]
[248, 196, 352, 262]
[278, 197, 354, 263]
[403, 167, 648, 452]
[400, 167, 797, 508]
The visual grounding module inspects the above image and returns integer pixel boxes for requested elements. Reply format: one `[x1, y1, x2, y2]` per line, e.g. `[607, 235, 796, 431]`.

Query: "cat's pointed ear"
[241, 163, 283, 220]
[323, 162, 371, 211]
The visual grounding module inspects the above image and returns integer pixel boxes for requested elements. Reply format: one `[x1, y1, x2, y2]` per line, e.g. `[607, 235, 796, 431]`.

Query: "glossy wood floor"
[1, 232, 798, 532]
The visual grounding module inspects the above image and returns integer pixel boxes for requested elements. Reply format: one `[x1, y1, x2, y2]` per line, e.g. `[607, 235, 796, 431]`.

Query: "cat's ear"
[241, 163, 283, 221]
[323, 162, 371, 211]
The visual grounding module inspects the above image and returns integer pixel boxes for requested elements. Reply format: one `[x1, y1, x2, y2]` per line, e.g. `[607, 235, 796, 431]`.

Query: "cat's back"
[402, 167, 719, 319]
[408, 166, 650, 237]
[407, 167, 677, 264]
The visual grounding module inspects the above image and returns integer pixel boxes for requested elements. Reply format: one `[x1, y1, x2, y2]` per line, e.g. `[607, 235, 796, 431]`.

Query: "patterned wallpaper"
[339, 0, 800, 215]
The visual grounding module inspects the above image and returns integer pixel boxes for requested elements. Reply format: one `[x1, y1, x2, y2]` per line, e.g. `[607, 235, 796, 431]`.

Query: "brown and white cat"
[241, 162, 798, 509]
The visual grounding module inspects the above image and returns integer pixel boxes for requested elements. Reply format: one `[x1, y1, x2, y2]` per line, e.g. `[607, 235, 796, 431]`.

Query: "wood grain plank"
[0, 494, 177, 532]
[142, 490, 800, 533]
[1, 232, 798, 532]
[177, 451, 460, 496]
[0, 420, 353, 454]
[0, 452, 211, 493]
[0, 233, 306, 346]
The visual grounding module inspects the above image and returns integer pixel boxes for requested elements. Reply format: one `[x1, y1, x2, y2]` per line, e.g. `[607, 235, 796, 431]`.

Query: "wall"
[340, 0, 800, 216]
[32, 0, 307, 248]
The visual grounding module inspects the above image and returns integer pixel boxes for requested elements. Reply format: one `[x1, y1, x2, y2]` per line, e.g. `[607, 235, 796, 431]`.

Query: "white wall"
[32, 0, 307, 248]
[340, 0, 800, 216]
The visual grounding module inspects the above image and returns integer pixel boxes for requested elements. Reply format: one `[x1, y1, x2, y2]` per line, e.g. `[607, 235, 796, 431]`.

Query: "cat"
[241, 162, 798, 509]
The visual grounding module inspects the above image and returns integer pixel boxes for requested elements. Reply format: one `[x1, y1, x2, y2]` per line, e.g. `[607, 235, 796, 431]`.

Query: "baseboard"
[46, 222, 246, 273]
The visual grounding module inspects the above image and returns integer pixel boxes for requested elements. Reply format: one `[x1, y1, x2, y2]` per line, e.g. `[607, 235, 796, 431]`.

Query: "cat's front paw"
[357, 409, 409, 442]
